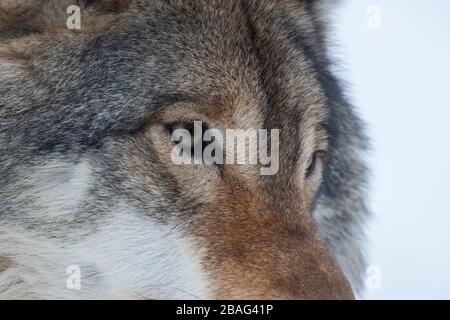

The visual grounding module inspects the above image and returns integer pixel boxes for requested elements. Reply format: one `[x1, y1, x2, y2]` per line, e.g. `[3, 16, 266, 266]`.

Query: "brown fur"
[0, 0, 368, 299]
[0, 0, 131, 41]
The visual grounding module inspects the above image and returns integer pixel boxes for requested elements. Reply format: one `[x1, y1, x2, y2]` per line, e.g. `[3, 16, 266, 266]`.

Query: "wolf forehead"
[0, 0, 332, 152]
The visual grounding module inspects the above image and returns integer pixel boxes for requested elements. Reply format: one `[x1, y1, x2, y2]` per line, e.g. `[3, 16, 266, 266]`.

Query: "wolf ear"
[0, 0, 132, 40]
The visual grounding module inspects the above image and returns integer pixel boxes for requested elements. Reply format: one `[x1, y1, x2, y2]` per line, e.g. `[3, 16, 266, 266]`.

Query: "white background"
[331, 0, 450, 299]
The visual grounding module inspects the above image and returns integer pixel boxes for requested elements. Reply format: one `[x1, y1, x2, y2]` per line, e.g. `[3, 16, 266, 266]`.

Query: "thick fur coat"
[0, 0, 369, 299]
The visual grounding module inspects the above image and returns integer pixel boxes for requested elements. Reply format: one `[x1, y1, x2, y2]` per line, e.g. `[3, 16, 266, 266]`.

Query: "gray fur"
[0, 0, 369, 299]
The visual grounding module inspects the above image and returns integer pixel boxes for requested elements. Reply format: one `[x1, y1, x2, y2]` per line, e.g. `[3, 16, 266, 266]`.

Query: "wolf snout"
[205, 206, 355, 299]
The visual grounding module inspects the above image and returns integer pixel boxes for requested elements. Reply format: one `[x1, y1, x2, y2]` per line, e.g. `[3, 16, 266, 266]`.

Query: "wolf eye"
[165, 121, 210, 153]
[305, 151, 324, 178]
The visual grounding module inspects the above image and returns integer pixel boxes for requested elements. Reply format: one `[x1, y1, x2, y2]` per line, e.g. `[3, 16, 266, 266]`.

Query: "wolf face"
[0, 0, 369, 299]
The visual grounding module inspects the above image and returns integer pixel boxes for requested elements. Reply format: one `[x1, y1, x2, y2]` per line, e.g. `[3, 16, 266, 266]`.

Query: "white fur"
[0, 213, 211, 299]
[0, 161, 211, 299]
[28, 160, 91, 218]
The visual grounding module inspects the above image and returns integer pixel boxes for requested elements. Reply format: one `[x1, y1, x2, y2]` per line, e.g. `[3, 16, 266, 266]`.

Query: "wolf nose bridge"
[206, 194, 355, 299]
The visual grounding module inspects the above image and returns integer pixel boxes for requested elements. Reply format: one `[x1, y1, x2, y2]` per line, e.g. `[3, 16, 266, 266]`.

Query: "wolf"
[0, 0, 369, 299]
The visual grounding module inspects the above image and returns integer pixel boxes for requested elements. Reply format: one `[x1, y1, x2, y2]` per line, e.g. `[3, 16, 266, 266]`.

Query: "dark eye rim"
[165, 121, 195, 136]
[165, 120, 216, 156]
[165, 120, 223, 174]
[165, 120, 209, 142]
[305, 151, 326, 178]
